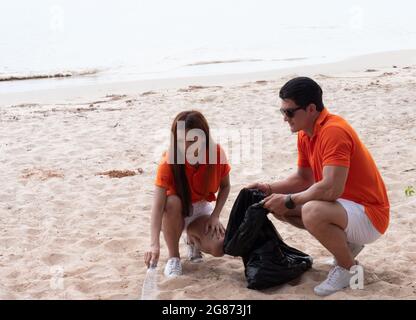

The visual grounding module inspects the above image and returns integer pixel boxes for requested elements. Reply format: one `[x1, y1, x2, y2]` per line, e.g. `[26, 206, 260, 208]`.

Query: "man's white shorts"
[337, 198, 382, 245]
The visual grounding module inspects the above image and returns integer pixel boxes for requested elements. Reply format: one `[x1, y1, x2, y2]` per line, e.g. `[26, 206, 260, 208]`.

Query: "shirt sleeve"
[221, 162, 231, 178]
[297, 133, 311, 168]
[154, 153, 175, 194]
[320, 126, 354, 168]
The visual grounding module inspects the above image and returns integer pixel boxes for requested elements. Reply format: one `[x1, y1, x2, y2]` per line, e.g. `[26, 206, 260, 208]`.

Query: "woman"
[144, 110, 231, 277]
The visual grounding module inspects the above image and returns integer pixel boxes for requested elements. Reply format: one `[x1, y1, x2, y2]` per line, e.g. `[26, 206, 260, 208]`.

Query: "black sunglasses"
[279, 105, 306, 118]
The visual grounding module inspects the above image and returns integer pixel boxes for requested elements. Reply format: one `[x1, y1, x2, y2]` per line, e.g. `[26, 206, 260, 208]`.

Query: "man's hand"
[263, 193, 289, 217]
[204, 215, 225, 239]
[246, 182, 272, 196]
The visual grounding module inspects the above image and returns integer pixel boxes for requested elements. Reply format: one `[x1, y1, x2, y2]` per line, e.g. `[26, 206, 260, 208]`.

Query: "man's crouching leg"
[301, 200, 354, 269]
[272, 205, 306, 229]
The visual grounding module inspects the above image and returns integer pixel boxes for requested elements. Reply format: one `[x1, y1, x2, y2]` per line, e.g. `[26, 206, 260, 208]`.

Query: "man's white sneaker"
[331, 242, 364, 266]
[164, 257, 182, 277]
[314, 265, 354, 296]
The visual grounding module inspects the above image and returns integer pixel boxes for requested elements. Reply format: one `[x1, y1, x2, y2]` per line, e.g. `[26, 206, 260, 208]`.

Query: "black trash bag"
[224, 188, 313, 290]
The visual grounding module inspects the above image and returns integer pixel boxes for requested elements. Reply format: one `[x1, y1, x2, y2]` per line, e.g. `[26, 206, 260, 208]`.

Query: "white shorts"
[184, 201, 214, 230]
[337, 198, 382, 245]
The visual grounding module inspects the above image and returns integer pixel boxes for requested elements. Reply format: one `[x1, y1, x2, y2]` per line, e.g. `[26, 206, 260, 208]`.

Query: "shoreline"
[1, 49, 416, 106]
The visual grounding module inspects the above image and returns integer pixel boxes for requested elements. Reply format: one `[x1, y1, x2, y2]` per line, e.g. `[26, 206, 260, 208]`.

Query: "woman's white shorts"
[184, 201, 214, 230]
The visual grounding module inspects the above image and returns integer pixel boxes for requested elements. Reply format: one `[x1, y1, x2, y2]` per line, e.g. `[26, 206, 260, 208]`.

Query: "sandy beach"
[1, 50, 416, 300]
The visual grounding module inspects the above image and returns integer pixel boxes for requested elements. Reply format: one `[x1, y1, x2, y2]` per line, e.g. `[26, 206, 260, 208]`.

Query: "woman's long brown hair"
[169, 110, 215, 217]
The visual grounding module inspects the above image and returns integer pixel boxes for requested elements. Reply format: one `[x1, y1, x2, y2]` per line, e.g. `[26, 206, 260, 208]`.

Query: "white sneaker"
[314, 265, 354, 296]
[164, 257, 182, 277]
[187, 243, 203, 263]
[183, 234, 203, 263]
[331, 242, 364, 266]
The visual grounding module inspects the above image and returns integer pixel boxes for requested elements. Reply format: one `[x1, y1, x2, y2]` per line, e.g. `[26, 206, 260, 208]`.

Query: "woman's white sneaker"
[314, 265, 354, 296]
[183, 234, 203, 263]
[187, 244, 203, 263]
[164, 257, 182, 277]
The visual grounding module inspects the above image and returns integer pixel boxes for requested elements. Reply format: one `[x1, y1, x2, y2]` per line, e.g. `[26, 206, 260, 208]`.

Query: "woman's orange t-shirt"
[154, 144, 231, 203]
[297, 108, 390, 234]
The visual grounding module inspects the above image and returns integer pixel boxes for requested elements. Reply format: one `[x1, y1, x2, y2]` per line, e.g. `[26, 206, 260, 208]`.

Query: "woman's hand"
[246, 182, 272, 196]
[144, 244, 160, 268]
[204, 215, 225, 240]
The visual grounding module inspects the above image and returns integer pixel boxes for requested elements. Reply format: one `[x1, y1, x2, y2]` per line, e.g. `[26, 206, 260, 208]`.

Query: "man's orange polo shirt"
[297, 108, 390, 234]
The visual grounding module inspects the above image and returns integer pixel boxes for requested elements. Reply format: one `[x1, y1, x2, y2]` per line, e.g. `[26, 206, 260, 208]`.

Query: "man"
[249, 77, 390, 296]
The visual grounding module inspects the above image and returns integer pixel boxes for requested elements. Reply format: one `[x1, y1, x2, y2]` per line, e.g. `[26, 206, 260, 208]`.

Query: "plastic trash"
[224, 188, 313, 290]
[141, 263, 159, 300]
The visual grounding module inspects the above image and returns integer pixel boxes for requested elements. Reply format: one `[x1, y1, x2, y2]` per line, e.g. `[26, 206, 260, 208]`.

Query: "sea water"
[1, 0, 416, 93]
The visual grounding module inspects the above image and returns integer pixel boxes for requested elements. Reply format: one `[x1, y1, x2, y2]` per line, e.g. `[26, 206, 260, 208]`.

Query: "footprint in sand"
[6, 270, 20, 279]
[78, 238, 104, 249]
[103, 239, 138, 253]
[224, 261, 242, 270]
[41, 253, 72, 266]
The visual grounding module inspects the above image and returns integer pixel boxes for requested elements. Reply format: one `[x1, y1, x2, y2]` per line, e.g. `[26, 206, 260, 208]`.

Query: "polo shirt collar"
[310, 108, 329, 138]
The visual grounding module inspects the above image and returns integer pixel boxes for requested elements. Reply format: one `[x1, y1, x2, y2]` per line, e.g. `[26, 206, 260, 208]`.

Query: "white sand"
[1, 50, 416, 299]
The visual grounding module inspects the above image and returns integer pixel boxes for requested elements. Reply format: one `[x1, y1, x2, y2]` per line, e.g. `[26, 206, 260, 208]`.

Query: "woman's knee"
[210, 243, 224, 257]
[165, 195, 182, 216]
[206, 238, 224, 257]
[162, 195, 184, 232]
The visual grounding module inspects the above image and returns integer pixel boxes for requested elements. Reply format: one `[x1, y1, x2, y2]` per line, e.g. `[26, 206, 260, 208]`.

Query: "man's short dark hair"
[279, 77, 324, 111]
